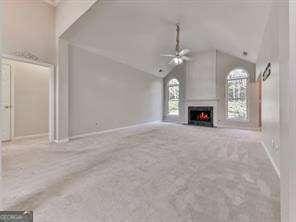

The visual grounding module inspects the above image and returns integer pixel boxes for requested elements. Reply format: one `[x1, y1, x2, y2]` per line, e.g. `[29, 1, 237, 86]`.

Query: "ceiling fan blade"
[161, 54, 175, 57]
[182, 56, 191, 61]
[169, 58, 176, 65]
[179, 49, 190, 56]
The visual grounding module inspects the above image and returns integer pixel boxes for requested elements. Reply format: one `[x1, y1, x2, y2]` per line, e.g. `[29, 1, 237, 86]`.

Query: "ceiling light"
[173, 57, 183, 65]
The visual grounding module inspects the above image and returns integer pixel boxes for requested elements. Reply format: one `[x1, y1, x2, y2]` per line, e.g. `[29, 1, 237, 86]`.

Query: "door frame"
[2, 54, 55, 143]
[258, 77, 262, 128]
[1, 63, 12, 141]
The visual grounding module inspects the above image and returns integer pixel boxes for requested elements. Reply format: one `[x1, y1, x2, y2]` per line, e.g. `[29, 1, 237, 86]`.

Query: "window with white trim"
[168, 78, 180, 115]
[226, 69, 248, 120]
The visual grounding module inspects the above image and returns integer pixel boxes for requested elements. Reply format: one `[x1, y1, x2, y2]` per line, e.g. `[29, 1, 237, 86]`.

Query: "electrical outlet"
[275, 144, 280, 152]
[271, 139, 280, 152]
[271, 139, 275, 149]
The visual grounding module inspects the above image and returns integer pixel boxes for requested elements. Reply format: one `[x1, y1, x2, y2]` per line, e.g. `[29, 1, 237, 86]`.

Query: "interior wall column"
[288, 1, 296, 221]
[281, 1, 296, 221]
[0, 2, 3, 211]
[56, 38, 69, 142]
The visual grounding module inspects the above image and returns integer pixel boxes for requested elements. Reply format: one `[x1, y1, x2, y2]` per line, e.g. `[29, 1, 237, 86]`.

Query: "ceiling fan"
[161, 23, 191, 66]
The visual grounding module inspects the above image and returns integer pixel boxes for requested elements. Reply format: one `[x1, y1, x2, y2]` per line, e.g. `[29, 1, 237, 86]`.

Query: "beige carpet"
[3, 123, 280, 222]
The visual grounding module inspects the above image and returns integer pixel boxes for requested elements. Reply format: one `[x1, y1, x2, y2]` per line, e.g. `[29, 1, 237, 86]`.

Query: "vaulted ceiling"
[62, 0, 272, 77]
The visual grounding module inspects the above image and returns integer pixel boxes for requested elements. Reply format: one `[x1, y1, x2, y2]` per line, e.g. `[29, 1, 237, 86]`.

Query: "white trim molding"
[218, 124, 260, 131]
[186, 98, 219, 102]
[56, 39, 70, 142]
[43, 0, 61, 7]
[185, 99, 219, 127]
[12, 133, 49, 141]
[281, 2, 296, 222]
[70, 121, 161, 140]
[54, 138, 70, 144]
[260, 141, 280, 178]
[2, 54, 55, 143]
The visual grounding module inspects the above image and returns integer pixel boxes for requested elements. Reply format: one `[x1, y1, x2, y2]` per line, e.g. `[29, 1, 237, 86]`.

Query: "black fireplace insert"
[188, 106, 214, 127]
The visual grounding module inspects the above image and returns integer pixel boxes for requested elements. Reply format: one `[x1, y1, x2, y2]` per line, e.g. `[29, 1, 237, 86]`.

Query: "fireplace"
[188, 106, 214, 127]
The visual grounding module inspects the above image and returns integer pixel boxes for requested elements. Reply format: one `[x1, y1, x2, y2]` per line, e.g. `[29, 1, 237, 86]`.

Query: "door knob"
[4, 105, 11, 109]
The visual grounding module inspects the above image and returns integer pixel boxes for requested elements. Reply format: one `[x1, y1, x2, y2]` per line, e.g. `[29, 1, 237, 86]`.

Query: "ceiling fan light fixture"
[161, 23, 190, 67]
[173, 57, 183, 65]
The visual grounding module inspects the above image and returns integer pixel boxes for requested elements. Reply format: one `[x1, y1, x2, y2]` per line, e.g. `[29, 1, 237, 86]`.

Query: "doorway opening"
[1, 56, 54, 143]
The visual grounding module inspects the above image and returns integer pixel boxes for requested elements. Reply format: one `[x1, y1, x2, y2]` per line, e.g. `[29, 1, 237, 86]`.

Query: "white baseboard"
[217, 124, 260, 131]
[12, 133, 48, 141]
[54, 138, 70, 144]
[70, 121, 161, 140]
[260, 141, 280, 178]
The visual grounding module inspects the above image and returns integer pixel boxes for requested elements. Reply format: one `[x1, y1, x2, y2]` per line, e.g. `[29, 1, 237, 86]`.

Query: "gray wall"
[185, 50, 218, 126]
[0, 5, 3, 209]
[256, 4, 289, 172]
[3, 59, 50, 138]
[186, 51, 217, 101]
[216, 51, 259, 129]
[3, 0, 55, 64]
[163, 50, 259, 129]
[163, 64, 186, 123]
[55, 0, 97, 38]
[280, 2, 295, 221]
[69, 45, 163, 137]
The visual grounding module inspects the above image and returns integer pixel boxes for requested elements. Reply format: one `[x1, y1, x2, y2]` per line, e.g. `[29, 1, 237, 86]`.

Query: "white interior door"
[1, 64, 12, 141]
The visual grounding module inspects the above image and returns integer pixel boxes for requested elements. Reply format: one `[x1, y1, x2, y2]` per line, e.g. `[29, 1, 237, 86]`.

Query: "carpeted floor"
[2, 123, 280, 222]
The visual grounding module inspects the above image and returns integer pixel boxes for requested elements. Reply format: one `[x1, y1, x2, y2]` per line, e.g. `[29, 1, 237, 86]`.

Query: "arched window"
[226, 69, 248, 120]
[168, 78, 180, 115]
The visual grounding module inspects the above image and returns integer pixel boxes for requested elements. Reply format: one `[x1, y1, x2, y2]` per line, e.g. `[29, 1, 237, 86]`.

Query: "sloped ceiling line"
[62, 0, 272, 77]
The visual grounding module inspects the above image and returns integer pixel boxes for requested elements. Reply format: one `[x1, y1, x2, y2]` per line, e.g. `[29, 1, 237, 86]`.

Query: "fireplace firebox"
[188, 106, 214, 127]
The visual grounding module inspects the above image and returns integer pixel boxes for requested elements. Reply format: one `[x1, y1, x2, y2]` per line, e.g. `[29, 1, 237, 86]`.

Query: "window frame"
[225, 68, 250, 122]
[167, 78, 180, 116]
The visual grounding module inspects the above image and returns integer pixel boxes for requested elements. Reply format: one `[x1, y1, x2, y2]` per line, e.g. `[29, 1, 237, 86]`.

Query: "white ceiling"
[63, 0, 272, 77]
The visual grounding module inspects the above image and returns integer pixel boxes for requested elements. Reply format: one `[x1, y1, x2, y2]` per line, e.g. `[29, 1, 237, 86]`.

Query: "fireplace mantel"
[186, 98, 219, 102]
[185, 99, 218, 126]
[188, 106, 214, 127]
